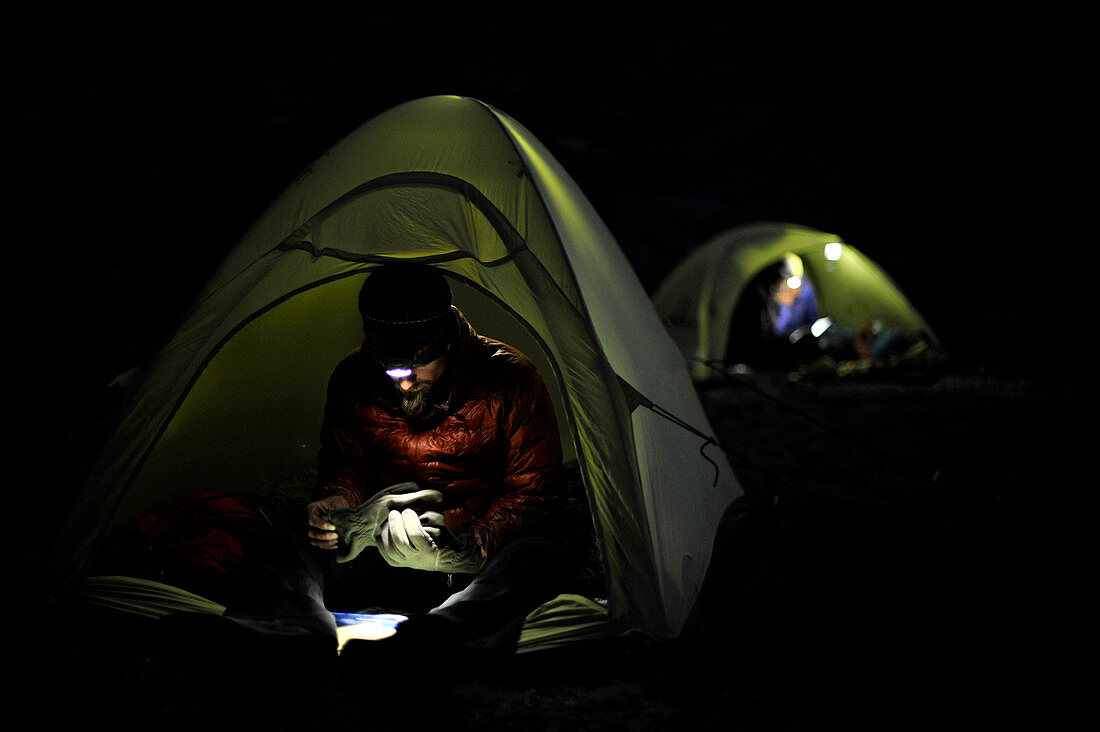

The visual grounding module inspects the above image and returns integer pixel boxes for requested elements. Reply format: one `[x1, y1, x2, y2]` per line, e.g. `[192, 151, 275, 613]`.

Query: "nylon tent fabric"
[653, 221, 942, 381]
[41, 96, 741, 644]
[81, 576, 227, 619]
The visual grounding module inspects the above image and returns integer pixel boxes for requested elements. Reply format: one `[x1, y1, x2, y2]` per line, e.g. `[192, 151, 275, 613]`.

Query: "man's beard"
[397, 381, 435, 419]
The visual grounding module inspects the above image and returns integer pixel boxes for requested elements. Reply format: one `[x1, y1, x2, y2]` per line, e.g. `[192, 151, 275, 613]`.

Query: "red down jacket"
[314, 310, 566, 563]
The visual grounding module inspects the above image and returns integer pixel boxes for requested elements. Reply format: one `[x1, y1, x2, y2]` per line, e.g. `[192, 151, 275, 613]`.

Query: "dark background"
[8, 4, 1074, 376]
[7, 5, 1090, 727]
[8, 1, 1081, 563]
[8, 1, 1084, 566]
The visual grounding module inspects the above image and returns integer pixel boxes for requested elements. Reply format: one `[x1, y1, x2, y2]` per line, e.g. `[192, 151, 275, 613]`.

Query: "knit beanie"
[358, 262, 458, 368]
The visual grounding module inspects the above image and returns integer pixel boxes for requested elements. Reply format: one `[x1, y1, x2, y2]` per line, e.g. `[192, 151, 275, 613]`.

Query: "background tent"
[40, 95, 741, 645]
[653, 222, 942, 381]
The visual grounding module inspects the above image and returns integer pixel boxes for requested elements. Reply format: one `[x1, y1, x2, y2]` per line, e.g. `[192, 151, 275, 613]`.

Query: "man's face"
[390, 356, 448, 418]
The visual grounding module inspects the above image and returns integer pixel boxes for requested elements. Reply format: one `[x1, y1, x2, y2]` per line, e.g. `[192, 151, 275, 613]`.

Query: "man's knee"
[478, 536, 567, 587]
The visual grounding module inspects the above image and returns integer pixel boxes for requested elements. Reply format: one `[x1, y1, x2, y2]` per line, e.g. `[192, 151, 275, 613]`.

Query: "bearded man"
[303, 262, 568, 656]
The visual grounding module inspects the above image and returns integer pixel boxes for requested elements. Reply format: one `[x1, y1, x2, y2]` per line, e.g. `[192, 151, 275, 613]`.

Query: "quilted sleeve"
[469, 357, 566, 562]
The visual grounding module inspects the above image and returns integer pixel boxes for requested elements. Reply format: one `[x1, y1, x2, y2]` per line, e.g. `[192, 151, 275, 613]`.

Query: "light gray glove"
[377, 508, 482, 574]
[328, 482, 443, 563]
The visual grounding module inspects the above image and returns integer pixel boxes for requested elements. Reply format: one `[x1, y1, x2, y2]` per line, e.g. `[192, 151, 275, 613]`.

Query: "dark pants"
[223, 526, 566, 654]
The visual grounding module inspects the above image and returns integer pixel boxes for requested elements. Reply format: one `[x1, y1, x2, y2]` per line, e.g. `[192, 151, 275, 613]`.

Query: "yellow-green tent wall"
[43, 96, 741, 645]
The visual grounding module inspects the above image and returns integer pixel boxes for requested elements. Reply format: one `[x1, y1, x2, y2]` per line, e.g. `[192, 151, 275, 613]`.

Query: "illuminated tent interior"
[653, 222, 943, 381]
[40, 96, 741, 650]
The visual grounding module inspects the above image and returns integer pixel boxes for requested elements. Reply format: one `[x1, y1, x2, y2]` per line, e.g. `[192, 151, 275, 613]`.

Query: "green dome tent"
[653, 222, 942, 381]
[41, 96, 741, 647]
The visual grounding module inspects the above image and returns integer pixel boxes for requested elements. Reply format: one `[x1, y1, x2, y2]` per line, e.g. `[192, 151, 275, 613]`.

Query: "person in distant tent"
[302, 262, 569, 657]
[767, 252, 818, 341]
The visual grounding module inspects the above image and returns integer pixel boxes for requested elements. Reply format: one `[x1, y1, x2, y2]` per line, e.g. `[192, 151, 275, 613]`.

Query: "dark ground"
[9, 5, 1091, 730]
[19, 363, 1090, 731]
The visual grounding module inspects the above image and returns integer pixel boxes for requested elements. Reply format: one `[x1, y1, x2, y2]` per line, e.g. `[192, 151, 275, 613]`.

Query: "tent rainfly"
[653, 222, 942, 381]
[40, 95, 741, 647]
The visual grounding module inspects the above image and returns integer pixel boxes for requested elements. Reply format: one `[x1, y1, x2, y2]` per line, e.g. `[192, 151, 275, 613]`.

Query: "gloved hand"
[377, 508, 482, 574]
[327, 482, 443, 563]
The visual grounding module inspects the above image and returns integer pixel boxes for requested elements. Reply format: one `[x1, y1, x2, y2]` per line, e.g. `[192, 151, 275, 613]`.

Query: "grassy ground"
[19, 363, 1086, 730]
